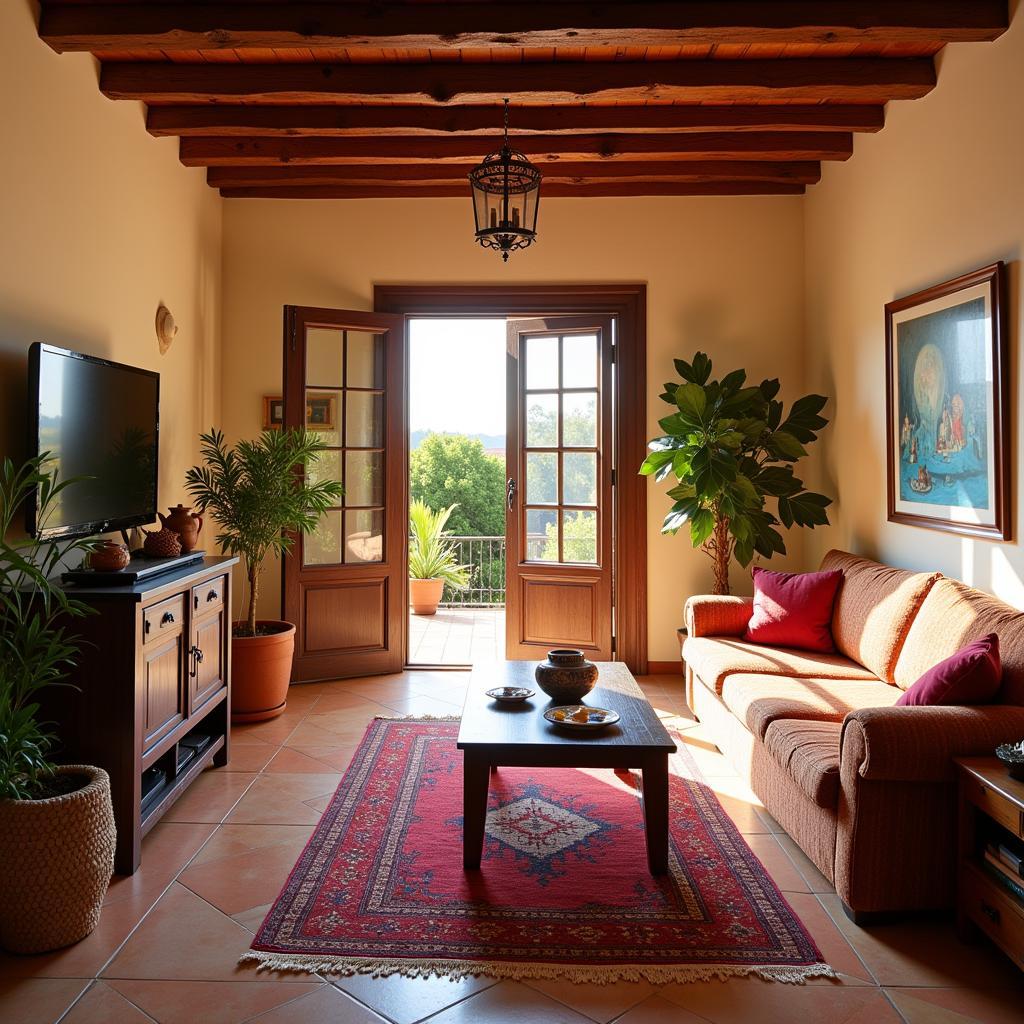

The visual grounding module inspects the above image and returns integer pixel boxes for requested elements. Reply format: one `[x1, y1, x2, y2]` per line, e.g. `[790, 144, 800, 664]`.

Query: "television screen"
[27, 344, 159, 539]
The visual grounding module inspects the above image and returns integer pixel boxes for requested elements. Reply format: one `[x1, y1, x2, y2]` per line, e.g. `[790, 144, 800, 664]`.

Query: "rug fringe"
[238, 951, 837, 986]
[373, 714, 462, 721]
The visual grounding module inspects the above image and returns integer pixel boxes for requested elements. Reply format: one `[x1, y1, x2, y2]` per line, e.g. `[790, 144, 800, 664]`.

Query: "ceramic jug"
[158, 504, 203, 553]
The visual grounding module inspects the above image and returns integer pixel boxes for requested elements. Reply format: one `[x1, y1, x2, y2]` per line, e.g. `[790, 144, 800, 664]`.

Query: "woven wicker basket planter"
[0, 765, 116, 954]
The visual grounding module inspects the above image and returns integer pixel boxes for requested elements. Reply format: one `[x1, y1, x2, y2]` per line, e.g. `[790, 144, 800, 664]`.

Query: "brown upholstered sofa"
[683, 549, 1024, 920]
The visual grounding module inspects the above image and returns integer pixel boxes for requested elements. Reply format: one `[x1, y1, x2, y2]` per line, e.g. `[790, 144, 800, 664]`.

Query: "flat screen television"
[27, 343, 160, 539]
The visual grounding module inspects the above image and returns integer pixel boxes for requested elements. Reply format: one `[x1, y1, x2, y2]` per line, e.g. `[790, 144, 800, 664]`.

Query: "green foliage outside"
[408, 500, 470, 588]
[542, 510, 597, 563]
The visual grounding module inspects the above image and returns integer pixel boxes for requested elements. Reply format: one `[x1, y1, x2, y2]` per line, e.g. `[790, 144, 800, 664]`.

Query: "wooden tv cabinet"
[43, 556, 238, 875]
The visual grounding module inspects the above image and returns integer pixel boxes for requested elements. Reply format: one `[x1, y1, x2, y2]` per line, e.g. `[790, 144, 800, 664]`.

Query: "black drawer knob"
[160, 611, 175, 625]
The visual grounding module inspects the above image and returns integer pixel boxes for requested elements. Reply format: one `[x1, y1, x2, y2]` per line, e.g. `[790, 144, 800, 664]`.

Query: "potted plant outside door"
[408, 500, 470, 616]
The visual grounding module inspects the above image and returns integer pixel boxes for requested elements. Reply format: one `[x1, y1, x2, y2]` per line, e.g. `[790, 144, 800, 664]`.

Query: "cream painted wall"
[221, 195, 807, 662]
[0, 1, 222, 517]
[804, 10, 1024, 607]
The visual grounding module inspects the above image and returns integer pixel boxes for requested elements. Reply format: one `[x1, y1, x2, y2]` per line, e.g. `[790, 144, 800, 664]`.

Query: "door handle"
[189, 645, 205, 678]
[507, 478, 516, 511]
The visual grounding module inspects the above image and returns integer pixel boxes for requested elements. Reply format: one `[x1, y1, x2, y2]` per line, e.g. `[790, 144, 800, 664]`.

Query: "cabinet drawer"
[143, 595, 185, 643]
[965, 776, 1024, 838]
[962, 863, 1024, 967]
[192, 576, 226, 616]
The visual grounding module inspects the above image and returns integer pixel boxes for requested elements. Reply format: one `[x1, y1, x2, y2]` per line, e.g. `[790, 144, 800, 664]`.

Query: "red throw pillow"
[743, 567, 842, 653]
[897, 634, 1002, 706]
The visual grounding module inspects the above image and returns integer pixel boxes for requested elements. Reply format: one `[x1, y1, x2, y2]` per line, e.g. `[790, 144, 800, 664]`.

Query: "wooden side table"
[955, 758, 1024, 971]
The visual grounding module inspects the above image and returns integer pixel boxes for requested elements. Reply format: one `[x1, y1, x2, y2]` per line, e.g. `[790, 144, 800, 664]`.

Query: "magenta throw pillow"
[743, 567, 842, 653]
[897, 634, 1002, 706]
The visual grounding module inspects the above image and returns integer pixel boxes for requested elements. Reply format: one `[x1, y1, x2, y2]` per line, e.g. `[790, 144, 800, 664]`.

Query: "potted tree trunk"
[0, 455, 116, 954]
[186, 429, 343, 722]
[408, 500, 470, 616]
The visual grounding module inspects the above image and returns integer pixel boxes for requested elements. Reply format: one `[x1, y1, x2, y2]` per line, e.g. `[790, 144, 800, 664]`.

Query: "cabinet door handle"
[161, 611, 175, 626]
[194, 594, 199, 610]
[980, 900, 1001, 925]
[189, 645, 205, 678]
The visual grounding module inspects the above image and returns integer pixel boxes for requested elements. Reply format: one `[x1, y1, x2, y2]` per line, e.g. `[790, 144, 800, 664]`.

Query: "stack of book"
[983, 841, 1024, 902]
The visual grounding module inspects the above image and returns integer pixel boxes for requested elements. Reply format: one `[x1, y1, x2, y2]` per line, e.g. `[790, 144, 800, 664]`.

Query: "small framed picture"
[885, 262, 1010, 540]
[262, 395, 284, 430]
[305, 392, 337, 431]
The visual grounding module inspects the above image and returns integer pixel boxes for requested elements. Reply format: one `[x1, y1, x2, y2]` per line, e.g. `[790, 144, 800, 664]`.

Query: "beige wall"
[221, 195, 807, 662]
[804, 12, 1024, 607]
[0, 1, 222, 518]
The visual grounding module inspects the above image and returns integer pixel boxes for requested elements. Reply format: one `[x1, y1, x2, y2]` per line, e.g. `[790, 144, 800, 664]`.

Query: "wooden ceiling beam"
[148, 104, 885, 139]
[207, 161, 822, 188]
[101, 59, 936, 106]
[181, 132, 852, 167]
[41, 2, 1009, 53]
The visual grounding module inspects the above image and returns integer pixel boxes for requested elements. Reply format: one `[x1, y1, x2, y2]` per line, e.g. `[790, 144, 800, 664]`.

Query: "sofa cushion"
[744, 567, 843, 653]
[763, 719, 843, 808]
[721, 673, 899, 739]
[819, 550, 942, 684]
[683, 636, 878, 696]
[894, 579, 1024, 705]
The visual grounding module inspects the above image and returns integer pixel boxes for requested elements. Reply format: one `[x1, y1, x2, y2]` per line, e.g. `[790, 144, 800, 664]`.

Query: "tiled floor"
[408, 607, 505, 665]
[3, 671, 1023, 1024]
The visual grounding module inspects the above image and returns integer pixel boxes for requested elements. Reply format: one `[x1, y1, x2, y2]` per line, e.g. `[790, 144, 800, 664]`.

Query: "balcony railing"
[443, 535, 505, 607]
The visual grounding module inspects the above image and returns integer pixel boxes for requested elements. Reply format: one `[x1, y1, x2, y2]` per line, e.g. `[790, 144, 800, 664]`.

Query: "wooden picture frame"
[262, 395, 284, 430]
[304, 391, 337, 431]
[885, 262, 1010, 540]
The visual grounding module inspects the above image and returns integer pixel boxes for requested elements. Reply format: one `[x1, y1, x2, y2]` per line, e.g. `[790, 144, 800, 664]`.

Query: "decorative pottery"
[0, 765, 115, 954]
[155, 304, 178, 355]
[231, 621, 296, 723]
[89, 540, 130, 572]
[158, 504, 203, 553]
[544, 705, 620, 731]
[486, 686, 535, 704]
[142, 527, 182, 558]
[535, 648, 599, 702]
[996, 741, 1024, 782]
[410, 577, 445, 616]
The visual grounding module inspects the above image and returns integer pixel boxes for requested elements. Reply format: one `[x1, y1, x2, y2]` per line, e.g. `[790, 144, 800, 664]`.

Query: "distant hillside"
[411, 429, 506, 452]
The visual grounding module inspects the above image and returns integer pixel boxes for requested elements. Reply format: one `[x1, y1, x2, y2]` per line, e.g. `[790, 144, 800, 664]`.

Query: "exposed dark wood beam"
[101, 59, 936, 106]
[207, 161, 822, 188]
[148, 104, 885, 139]
[41, 2, 1009, 53]
[218, 182, 807, 199]
[180, 133, 853, 167]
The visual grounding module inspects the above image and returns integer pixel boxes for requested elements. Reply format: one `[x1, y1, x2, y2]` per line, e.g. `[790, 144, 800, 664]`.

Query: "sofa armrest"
[684, 595, 753, 639]
[841, 704, 1024, 783]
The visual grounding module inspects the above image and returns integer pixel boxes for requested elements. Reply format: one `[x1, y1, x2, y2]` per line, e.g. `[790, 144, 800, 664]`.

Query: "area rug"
[241, 717, 834, 984]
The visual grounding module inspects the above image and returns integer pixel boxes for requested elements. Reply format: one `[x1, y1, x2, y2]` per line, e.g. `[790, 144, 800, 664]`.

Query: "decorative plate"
[544, 705, 620, 730]
[486, 686, 535, 703]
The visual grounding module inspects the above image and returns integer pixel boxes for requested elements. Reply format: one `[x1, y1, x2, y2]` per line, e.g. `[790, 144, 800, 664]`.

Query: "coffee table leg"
[463, 753, 490, 870]
[641, 754, 670, 875]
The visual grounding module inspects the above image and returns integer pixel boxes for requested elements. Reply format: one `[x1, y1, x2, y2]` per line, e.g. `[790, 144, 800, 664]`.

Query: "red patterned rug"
[241, 718, 834, 984]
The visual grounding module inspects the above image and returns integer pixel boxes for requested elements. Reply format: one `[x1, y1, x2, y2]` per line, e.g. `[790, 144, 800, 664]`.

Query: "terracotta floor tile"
[307, 692, 392, 714]
[231, 714, 305, 746]
[885, 987, 1024, 1024]
[377, 693, 467, 717]
[102, 883, 273, 983]
[303, 794, 334, 813]
[232, 903, 273, 934]
[245, 984, 384, 1023]
[782, 893, 874, 984]
[161, 770, 257, 824]
[774, 834, 835, 895]
[295, 746, 358, 772]
[189, 823, 314, 867]
[612, 994, 708, 1024]
[707, 789, 773, 835]
[0, 978, 89, 1024]
[520, 976, 658, 1023]
[334, 972, 495, 1024]
[265, 747, 345, 773]
[743, 834, 811, 894]
[108, 979, 324, 1024]
[61, 980, 153, 1023]
[225, 773, 341, 826]
[282, 722, 360, 750]
[215, 743, 278, 773]
[427, 980, 596, 1024]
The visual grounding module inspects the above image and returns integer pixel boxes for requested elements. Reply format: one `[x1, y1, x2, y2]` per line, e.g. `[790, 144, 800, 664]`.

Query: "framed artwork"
[885, 262, 1009, 540]
[305, 392, 337, 431]
[262, 395, 284, 430]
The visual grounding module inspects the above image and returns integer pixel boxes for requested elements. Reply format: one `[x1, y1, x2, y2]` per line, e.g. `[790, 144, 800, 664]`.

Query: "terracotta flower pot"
[231, 620, 296, 723]
[410, 578, 445, 616]
[0, 765, 115, 954]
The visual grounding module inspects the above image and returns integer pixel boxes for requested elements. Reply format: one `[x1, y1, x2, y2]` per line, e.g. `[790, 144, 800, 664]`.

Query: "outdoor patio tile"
[427, 980, 595, 1024]
[225, 773, 341, 825]
[0, 978, 89, 1024]
[521, 976, 658, 1023]
[61, 981, 152, 1023]
[884, 987, 1024, 1024]
[334, 972, 496, 1024]
[246, 985, 385, 1023]
[161, 770, 258, 824]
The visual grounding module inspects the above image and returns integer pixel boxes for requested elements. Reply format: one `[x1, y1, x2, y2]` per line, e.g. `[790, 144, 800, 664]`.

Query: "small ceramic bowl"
[486, 686, 535, 704]
[995, 741, 1024, 782]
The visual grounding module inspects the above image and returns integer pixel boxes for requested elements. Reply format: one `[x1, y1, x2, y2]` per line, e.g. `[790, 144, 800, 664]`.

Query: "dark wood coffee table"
[457, 661, 677, 874]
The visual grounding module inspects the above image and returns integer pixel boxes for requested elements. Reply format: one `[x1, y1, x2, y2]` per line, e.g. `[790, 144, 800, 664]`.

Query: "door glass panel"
[525, 336, 558, 390]
[563, 452, 597, 506]
[346, 391, 383, 448]
[562, 334, 598, 389]
[345, 450, 383, 507]
[345, 509, 384, 564]
[562, 510, 597, 564]
[304, 509, 343, 566]
[306, 450, 342, 489]
[562, 392, 598, 447]
[525, 393, 558, 448]
[526, 452, 557, 505]
[305, 328, 343, 387]
[525, 508, 558, 561]
[347, 331, 385, 389]
[305, 389, 342, 445]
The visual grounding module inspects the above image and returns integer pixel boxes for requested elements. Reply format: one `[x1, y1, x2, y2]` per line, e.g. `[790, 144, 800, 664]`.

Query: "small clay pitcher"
[158, 504, 203, 553]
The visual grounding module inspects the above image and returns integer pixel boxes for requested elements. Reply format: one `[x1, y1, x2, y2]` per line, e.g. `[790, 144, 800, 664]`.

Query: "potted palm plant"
[185, 428, 343, 722]
[408, 500, 470, 616]
[0, 455, 115, 954]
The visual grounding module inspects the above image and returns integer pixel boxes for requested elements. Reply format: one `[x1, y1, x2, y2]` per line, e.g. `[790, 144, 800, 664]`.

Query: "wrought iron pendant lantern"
[469, 100, 541, 262]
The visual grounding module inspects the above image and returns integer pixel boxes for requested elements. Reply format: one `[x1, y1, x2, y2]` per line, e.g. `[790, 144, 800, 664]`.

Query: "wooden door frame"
[374, 283, 648, 674]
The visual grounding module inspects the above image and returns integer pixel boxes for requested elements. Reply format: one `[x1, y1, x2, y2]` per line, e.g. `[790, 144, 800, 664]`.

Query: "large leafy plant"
[641, 352, 832, 595]
[408, 500, 470, 590]
[0, 456, 97, 799]
[185, 429, 345, 636]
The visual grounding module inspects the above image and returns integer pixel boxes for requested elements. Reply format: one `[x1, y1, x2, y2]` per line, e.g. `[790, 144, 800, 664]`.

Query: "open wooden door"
[506, 316, 615, 660]
[282, 305, 406, 681]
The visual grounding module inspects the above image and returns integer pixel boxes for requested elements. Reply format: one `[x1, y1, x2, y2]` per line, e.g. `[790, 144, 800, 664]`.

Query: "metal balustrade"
[442, 535, 505, 607]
